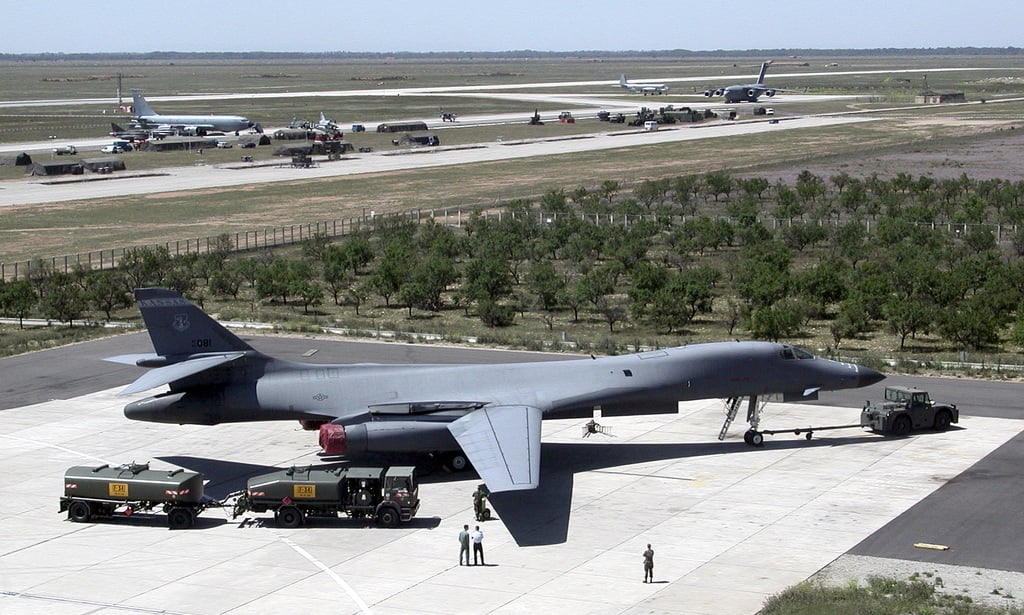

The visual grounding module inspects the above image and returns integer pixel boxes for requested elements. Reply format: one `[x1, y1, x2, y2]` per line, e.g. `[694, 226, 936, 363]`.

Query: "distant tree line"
[4, 48, 1021, 63]
[5, 170, 1024, 354]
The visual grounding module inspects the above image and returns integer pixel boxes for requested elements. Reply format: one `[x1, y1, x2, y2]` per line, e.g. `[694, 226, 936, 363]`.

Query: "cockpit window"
[780, 346, 815, 360]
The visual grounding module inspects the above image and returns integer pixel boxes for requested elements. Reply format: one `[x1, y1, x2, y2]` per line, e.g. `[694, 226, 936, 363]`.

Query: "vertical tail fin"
[619, 74, 628, 88]
[756, 62, 770, 85]
[131, 89, 156, 117]
[135, 288, 252, 358]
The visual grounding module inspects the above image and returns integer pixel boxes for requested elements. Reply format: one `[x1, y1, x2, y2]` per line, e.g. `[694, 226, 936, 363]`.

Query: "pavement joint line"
[1, 589, 195, 614]
[0, 433, 114, 465]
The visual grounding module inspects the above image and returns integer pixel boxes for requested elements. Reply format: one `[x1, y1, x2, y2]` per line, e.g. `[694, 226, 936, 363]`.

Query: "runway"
[0, 115, 873, 208]
[2, 335, 1023, 614]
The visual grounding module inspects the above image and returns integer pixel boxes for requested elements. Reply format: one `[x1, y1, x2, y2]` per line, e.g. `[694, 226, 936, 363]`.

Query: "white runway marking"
[277, 534, 373, 615]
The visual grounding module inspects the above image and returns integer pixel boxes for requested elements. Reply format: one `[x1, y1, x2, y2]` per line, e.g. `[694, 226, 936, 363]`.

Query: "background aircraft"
[619, 74, 669, 95]
[109, 289, 884, 494]
[703, 61, 798, 103]
[130, 89, 262, 135]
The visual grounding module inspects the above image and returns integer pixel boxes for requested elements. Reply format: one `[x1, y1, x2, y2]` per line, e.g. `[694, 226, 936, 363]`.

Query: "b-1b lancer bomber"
[109, 289, 884, 495]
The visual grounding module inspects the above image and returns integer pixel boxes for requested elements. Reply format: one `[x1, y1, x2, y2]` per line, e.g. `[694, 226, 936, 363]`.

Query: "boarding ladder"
[718, 397, 743, 440]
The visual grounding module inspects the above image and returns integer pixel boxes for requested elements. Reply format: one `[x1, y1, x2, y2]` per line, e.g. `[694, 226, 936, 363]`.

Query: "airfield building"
[915, 91, 966, 104]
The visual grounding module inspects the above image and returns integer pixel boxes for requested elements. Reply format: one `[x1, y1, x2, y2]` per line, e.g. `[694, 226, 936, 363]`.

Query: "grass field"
[3, 52, 1024, 366]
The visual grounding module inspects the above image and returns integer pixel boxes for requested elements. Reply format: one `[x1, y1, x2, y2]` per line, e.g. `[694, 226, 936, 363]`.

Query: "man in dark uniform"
[473, 487, 484, 521]
[643, 544, 654, 583]
[458, 524, 470, 565]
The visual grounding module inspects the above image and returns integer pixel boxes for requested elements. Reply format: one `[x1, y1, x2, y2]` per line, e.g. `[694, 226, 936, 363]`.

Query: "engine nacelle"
[319, 421, 459, 455]
[765, 90, 775, 97]
[124, 391, 223, 425]
[703, 89, 714, 97]
[747, 89, 758, 98]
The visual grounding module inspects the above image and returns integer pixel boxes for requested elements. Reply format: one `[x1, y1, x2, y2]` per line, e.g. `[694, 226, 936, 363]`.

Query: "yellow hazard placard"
[293, 484, 315, 499]
[108, 482, 129, 498]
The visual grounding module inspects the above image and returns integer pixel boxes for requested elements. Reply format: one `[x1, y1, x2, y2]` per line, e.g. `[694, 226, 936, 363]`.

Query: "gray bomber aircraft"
[109, 289, 884, 494]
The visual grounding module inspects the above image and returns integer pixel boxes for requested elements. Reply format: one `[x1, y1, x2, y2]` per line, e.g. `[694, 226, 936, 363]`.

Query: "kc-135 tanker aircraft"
[108, 289, 885, 494]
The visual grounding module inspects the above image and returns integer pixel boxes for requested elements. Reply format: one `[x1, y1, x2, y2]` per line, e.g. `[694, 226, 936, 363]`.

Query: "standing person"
[642, 544, 654, 583]
[471, 525, 485, 565]
[472, 487, 484, 522]
[458, 524, 470, 566]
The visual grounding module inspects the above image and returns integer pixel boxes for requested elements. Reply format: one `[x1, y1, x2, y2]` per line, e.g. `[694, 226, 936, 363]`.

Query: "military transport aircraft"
[108, 289, 884, 494]
[129, 89, 261, 136]
[619, 74, 670, 95]
[703, 61, 799, 103]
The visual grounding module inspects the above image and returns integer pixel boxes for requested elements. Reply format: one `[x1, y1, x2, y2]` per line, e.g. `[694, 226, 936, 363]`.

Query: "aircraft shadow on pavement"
[161, 435, 878, 546]
[159, 455, 314, 499]
[492, 434, 877, 547]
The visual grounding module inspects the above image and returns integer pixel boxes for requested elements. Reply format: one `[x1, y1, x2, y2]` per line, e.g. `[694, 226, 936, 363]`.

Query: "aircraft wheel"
[743, 430, 753, 445]
[933, 409, 953, 431]
[805, 432, 813, 440]
[277, 505, 304, 529]
[167, 507, 194, 530]
[444, 452, 471, 472]
[749, 431, 764, 447]
[68, 500, 92, 523]
[891, 415, 912, 437]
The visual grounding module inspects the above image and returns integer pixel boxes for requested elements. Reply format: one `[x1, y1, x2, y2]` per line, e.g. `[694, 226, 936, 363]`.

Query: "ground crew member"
[458, 524, 470, 565]
[643, 544, 654, 583]
[473, 487, 484, 521]
[471, 525, 485, 565]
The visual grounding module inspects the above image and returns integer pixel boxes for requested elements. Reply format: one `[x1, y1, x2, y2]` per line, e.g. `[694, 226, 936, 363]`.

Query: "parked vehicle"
[232, 465, 419, 528]
[60, 462, 209, 529]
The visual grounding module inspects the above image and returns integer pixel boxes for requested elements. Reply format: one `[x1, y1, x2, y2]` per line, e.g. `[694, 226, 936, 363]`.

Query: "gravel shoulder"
[813, 554, 1024, 610]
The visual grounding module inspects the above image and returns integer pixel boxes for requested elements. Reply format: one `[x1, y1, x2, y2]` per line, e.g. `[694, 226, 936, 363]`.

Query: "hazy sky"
[5, 0, 1020, 54]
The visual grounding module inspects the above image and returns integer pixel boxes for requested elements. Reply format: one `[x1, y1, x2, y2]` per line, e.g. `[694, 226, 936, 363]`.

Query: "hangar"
[24, 160, 84, 176]
[81, 156, 127, 173]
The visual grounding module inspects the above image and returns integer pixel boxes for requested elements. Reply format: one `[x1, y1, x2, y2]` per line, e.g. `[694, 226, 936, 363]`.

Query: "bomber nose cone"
[857, 366, 886, 388]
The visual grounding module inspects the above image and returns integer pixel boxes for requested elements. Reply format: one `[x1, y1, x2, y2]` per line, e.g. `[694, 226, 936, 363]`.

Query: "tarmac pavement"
[0, 383, 1018, 614]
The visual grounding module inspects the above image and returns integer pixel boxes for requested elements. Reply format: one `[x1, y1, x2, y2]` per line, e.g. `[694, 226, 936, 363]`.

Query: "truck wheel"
[891, 414, 912, 436]
[277, 505, 304, 529]
[68, 500, 92, 523]
[933, 409, 953, 431]
[168, 507, 194, 530]
[376, 506, 399, 528]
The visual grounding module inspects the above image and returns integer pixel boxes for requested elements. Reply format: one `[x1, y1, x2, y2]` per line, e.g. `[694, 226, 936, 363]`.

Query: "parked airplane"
[129, 89, 262, 135]
[619, 74, 669, 95]
[109, 289, 884, 493]
[108, 122, 172, 141]
[318, 112, 338, 131]
[703, 61, 798, 103]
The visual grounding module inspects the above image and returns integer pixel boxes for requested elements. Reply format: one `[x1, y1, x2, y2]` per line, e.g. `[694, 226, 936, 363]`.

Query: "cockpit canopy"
[778, 346, 815, 360]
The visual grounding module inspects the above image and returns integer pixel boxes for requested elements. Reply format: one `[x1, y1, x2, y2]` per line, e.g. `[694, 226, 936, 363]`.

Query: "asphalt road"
[2, 334, 1023, 571]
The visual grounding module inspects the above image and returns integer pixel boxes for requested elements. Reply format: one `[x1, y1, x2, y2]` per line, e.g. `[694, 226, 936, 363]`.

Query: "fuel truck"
[231, 465, 419, 528]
